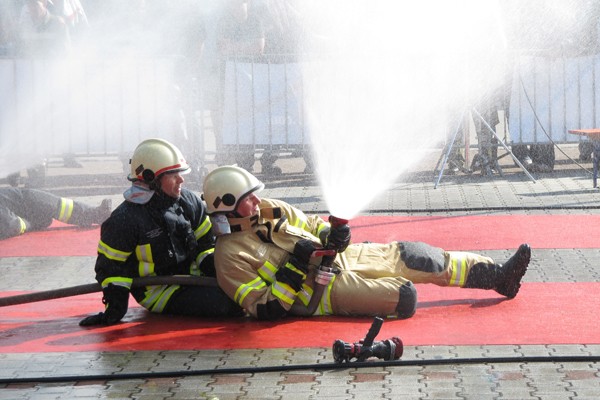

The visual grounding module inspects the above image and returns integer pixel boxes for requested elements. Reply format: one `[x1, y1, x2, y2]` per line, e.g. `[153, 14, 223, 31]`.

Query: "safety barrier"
[2, 54, 597, 167]
[222, 59, 307, 146]
[509, 54, 600, 145]
[0, 56, 309, 172]
[0, 57, 190, 159]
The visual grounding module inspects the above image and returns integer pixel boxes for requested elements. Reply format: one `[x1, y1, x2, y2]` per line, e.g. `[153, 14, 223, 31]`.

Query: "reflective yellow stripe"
[191, 248, 214, 275]
[450, 256, 468, 286]
[150, 285, 180, 313]
[257, 261, 277, 284]
[57, 198, 74, 223]
[98, 240, 131, 261]
[313, 275, 335, 315]
[297, 283, 313, 306]
[321, 276, 335, 314]
[138, 261, 154, 277]
[194, 218, 212, 240]
[283, 262, 306, 278]
[17, 217, 27, 234]
[136, 244, 153, 262]
[136, 244, 154, 276]
[271, 281, 297, 305]
[288, 210, 308, 230]
[234, 277, 266, 305]
[195, 248, 214, 265]
[139, 284, 179, 312]
[101, 276, 132, 289]
[316, 222, 328, 238]
[139, 285, 164, 308]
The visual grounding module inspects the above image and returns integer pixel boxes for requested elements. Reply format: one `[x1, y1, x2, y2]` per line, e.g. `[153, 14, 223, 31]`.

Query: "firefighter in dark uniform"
[0, 187, 112, 240]
[202, 165, 531, 320]
[79, 138, 243, 326]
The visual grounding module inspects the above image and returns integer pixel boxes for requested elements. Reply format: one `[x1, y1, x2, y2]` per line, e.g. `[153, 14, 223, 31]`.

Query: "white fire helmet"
[203, 165, 264, 214]
[128, 138, 190, 183]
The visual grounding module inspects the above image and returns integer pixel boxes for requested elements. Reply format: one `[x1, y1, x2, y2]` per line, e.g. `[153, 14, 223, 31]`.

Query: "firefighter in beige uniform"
[202, 165, 531, 320]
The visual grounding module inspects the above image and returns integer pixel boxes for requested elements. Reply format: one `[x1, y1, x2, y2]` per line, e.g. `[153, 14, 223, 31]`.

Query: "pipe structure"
[0, 275, 218, 307]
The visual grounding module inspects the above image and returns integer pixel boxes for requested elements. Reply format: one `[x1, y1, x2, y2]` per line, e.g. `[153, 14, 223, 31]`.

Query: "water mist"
[297, 0, 510, 219]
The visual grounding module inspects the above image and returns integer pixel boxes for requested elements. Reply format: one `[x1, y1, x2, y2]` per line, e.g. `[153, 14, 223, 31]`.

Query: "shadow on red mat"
[2, 215, 600, 257]
[1, 282, 598, 353]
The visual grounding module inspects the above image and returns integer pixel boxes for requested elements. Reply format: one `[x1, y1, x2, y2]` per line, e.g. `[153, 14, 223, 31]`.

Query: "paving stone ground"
[1, 144, 599, 399]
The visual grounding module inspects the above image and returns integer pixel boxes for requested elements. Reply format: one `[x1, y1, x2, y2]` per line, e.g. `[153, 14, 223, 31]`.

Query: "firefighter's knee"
[395, 281, 417, 319]
[399, 241, 445, 273]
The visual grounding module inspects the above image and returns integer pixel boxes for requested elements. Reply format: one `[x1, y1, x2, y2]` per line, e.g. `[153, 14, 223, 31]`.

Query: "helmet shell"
[203, 165, 264, 214]
[128, 138, 190, 182]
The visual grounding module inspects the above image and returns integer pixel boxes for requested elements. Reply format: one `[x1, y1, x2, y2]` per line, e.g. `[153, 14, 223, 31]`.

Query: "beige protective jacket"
[214, 198, 494, 319]
[215, 199, 402, 319]
[214, 199, 327, 318]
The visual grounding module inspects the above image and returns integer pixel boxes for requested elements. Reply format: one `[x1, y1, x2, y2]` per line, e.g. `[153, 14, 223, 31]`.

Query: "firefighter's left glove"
[275, 255, 308, 292]
[326, 223, 351, 253]
[293, 239, 317, 264]
[79, 284, 130, 326]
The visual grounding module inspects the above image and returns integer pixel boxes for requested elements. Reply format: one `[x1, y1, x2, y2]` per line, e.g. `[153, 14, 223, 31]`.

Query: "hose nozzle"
[328, 215, 349, 228]
[320, 215, 350, 268]
[332, 317, 404, 363]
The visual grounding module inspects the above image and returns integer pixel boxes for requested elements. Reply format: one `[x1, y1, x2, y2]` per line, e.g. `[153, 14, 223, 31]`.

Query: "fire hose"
[0, 275, 217, 307]
[3, 315, 599, 385]
[4, 354, 600, 385]
[1, 215, 347, 310]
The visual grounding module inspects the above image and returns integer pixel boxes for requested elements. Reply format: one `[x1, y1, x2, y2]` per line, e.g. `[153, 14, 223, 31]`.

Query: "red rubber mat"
[1, 282, 598, 353]
[2, 215, 600, 257]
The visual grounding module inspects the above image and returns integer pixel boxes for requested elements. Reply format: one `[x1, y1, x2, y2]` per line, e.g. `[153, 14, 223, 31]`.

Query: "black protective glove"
[275, 254, 310, 292]
[79, 284, 130, 326]
[198, 252, 217, 277]
[326, 223, 351, 253]
[293, 239, 317, 265]
[273, 240, 317, 293]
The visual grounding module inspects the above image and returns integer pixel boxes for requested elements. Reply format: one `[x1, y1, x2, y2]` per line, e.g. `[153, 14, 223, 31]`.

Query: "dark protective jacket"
[94, 188, 215, 313]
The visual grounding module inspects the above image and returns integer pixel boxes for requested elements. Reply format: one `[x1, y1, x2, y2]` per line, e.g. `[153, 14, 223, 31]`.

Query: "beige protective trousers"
[328, 241, 495, 317]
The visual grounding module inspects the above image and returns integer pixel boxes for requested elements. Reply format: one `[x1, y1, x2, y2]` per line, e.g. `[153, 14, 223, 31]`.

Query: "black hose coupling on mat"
[332, 317, 403, 363]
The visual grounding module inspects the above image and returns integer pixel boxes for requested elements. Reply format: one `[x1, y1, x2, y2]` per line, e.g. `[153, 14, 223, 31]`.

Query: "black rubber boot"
[463, 243, 531, 299]
[68, 198, 113, 226]
[495, 243, 531, 299]
[90, 198, 113, 225]
[463, 262, 500, 290]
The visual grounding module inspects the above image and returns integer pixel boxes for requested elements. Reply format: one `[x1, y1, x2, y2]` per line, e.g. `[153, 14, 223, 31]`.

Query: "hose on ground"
[2, 354, 600, 385]
[0, 275, 217, 307]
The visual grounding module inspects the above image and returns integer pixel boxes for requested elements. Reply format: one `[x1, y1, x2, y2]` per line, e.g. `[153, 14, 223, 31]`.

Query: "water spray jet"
[298, 1, 513, 217]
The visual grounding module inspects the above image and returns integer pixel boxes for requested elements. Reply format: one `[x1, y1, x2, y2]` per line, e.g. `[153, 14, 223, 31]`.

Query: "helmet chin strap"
[141, 169, 169, 193]
[229, 210, 243, 218]
[149, 179, 160, 191]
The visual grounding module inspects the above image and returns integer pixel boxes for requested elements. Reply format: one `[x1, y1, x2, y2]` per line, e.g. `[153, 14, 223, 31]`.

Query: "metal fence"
[0, 57, 189, 157]
[221, 60, 308, 150]
[509, 54, 600, 145]
[2, 54, 597, 167]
